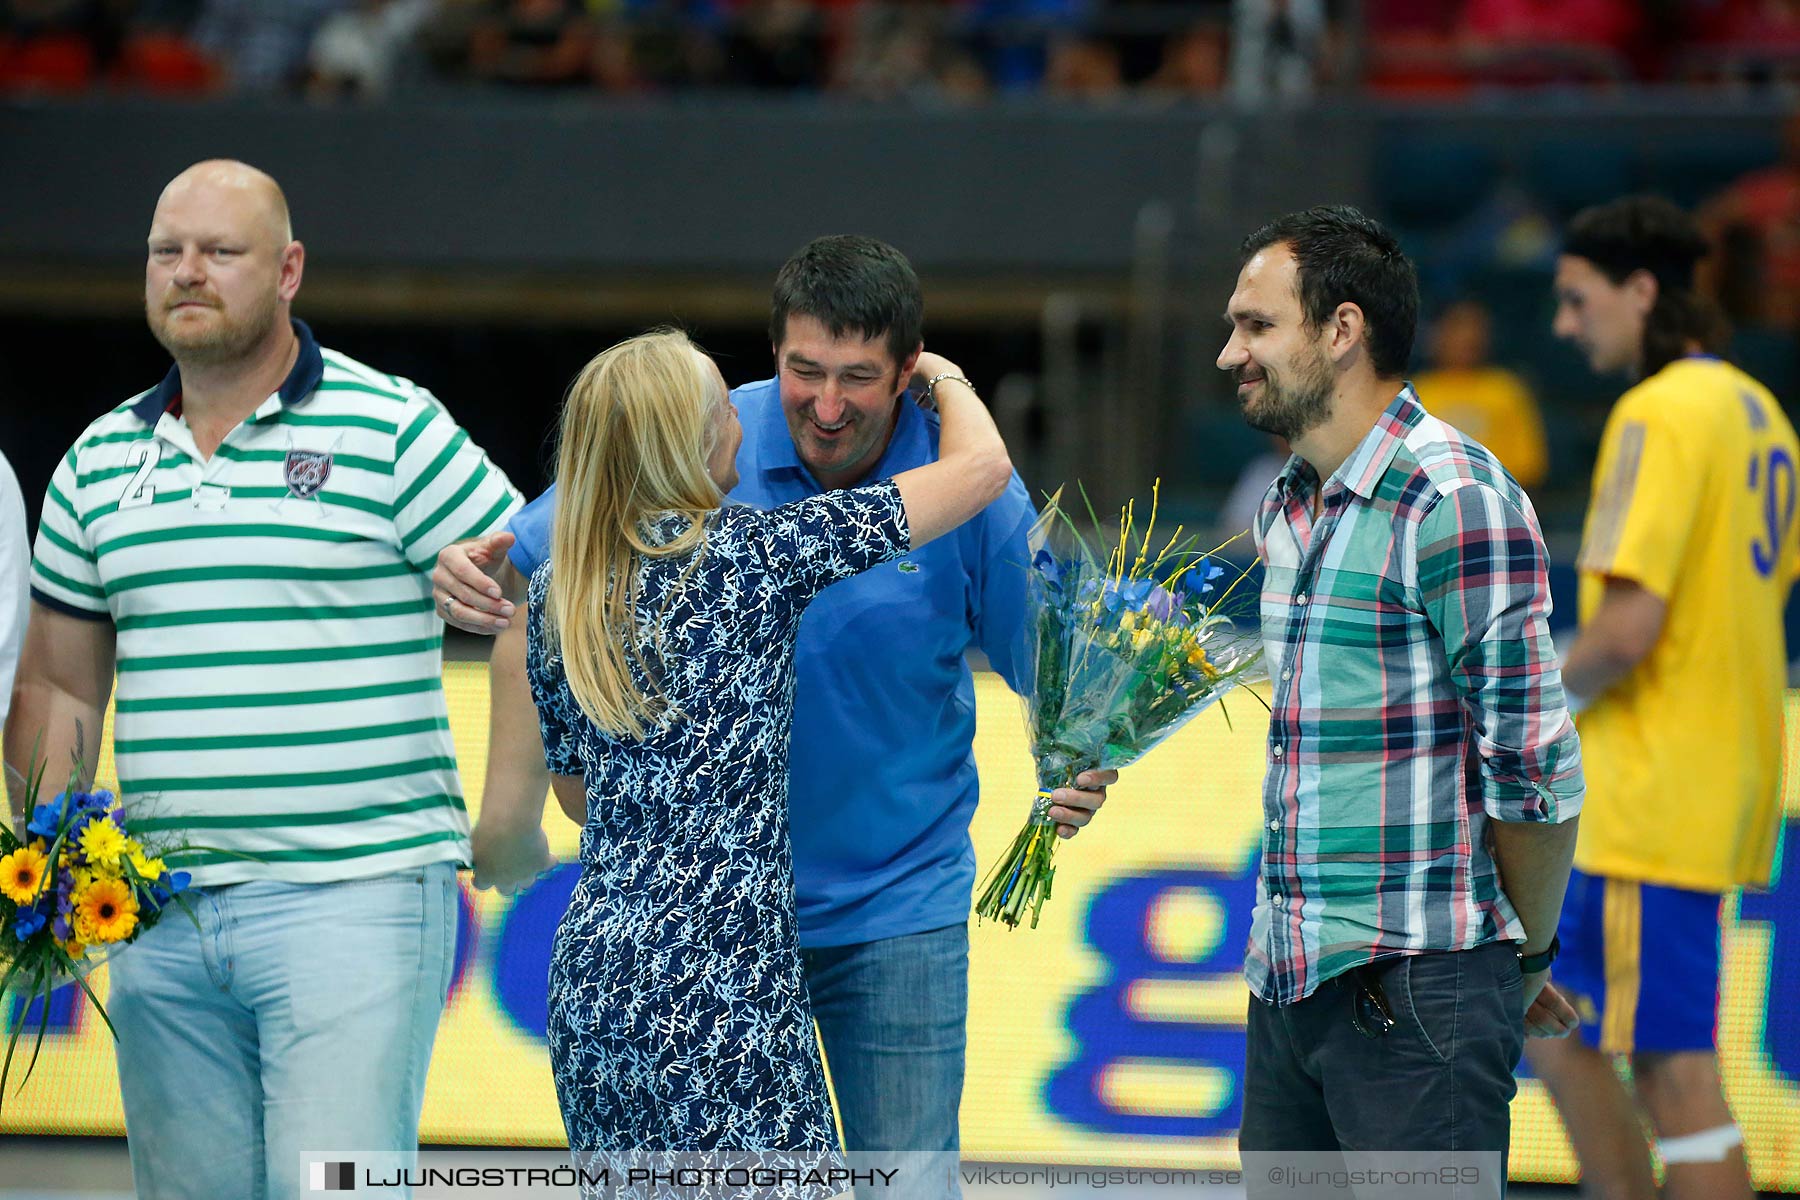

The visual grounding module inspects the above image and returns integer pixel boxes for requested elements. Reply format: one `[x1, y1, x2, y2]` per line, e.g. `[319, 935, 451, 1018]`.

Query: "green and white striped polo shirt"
[29, 320, 522, 884]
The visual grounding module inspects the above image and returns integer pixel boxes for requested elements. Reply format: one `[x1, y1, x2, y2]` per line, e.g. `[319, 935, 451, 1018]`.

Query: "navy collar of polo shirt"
[129, 318, 326, 426]
[1274, 383, 1425, 506]
[756, 381, 928, 490]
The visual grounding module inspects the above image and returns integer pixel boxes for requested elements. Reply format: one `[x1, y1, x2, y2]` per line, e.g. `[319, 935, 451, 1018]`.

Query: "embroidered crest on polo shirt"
[284, 449, 333, 499]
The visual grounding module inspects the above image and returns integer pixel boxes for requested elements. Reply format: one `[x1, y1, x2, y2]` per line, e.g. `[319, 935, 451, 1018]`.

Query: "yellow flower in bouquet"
[78, 818, 128, 870]
[0, 841, 49, 904]
[128, 846, 167, 881]
[73, 876, 140, 944]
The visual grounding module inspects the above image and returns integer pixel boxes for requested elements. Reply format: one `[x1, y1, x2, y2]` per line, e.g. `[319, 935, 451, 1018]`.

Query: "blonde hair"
[544, 329, 726, 737]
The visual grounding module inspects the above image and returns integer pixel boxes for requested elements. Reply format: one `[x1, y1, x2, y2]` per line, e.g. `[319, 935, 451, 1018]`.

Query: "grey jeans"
[1240, 941, 1526, 1197]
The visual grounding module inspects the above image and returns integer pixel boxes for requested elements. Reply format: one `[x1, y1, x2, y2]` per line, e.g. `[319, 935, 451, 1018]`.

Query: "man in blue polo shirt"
[435, 235, 1114, 1182]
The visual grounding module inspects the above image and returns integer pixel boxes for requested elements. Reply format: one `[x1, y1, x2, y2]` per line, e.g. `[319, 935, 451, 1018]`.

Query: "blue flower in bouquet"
[26, 796, 69, 840]
[146, 871, 192, 911]
[1183, 558, 1226, 598]
[1100, 578, 1151, 613]
[31, 788, 117, 848]
[12, 905, 47, 942]
[1032, 549, 1065, 593]
[50, 910, 71, 943]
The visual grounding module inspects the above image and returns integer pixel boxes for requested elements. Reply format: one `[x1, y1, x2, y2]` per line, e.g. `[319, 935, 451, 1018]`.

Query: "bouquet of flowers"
[0, 745, 190, 1108]
[976, 483, 1265, 929]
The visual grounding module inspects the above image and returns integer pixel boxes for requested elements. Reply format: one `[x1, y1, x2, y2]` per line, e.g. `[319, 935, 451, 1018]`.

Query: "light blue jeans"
[802, 923, 968, 1200]
[106, 863, 458, 1200]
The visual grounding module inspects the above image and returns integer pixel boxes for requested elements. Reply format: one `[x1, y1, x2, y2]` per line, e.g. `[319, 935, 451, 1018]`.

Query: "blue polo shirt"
[507, 376, 1035, 947]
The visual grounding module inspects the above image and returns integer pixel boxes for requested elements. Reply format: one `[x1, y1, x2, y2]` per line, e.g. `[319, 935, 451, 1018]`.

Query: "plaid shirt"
[1248, 386, 1583, 1006]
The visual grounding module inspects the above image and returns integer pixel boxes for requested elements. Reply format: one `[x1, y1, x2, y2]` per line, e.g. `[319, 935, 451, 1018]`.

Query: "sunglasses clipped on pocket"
[1349, 964, 1397, 1039]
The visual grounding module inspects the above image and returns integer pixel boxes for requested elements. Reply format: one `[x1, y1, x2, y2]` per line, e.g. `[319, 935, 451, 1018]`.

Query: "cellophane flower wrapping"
[976, 486, 1265, 928]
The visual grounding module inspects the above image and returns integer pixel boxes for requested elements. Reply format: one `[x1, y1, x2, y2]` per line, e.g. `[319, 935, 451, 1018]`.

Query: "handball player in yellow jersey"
[1527, 194, 1798, 1200]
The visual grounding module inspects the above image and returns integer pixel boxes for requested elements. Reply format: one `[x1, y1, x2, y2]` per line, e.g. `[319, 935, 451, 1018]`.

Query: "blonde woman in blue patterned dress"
[516, 329, 1010, 1171]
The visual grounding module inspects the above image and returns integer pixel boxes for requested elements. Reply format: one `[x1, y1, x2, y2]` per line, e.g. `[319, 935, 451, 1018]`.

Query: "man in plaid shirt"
[1217, 206, 1586, 1176]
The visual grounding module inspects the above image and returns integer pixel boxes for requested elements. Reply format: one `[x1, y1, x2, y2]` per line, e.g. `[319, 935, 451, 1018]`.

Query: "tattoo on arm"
[72, 718, 91, 790]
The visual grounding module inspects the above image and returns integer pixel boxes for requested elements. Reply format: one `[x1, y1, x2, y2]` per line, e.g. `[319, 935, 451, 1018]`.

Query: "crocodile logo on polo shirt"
[284, 450, 333, 499]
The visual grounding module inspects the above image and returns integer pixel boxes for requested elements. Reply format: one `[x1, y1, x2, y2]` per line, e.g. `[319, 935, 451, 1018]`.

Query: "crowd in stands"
[1368, 0, 1800, 92]
[5, 0, 1800, 100]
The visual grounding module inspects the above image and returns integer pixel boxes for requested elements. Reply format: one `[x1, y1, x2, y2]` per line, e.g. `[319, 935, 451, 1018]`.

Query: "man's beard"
[1238, 346, 1334, 441]
[147, 289, 281, 366]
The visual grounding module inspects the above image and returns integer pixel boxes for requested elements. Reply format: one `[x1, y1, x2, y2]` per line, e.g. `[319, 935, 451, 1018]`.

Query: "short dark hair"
[1239, 205, 1419, 378]
[769, 235, 924, 368]
[1563, 194, 1730, 374]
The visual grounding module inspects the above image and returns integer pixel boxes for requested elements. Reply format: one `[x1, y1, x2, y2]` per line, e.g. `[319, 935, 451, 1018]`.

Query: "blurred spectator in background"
[974, 0, 1090, 91]
[1361, 0, 1464, 97]
[1043, 30, 1121, 98]
[1411, 298, 1549, 491]
[467, 0, 590, 86]
[1144, 19, 1226, 99]
[193, 0, 352, 90]
[307, 0, 434, 97]
[1698, 111, 1800, 333]
[1458, 0, 1638, 54]
[587, 10, 643, 92]
[1464, 0, 1637, 85]
[115, 0, 219, 93]
[1229, 0, 1328, 105]
[616, 0, 728, 91]
[1689, 0, 1800, 82]
[724, 0, 822, 90]
[1710, 0, 1800, 44]
[1415, 179, 1559, 307]
[831, 2, 987, 103]
[0, 0, 118, 91]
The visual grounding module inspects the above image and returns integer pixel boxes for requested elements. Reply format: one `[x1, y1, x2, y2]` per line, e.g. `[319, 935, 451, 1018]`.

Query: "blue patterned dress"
[526, 482, 910, 1156]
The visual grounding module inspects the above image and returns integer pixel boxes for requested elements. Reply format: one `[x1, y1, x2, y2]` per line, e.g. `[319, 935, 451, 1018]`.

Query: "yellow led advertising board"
[5, 666, 1798, 1190]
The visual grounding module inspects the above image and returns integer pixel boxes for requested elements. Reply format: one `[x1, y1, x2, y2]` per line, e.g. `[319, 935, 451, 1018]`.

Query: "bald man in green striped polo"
[4, 160, 521, 1200]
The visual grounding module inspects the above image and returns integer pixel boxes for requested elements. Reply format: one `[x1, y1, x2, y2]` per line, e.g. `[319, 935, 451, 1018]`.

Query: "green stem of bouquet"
[975, 767, 1087, 929]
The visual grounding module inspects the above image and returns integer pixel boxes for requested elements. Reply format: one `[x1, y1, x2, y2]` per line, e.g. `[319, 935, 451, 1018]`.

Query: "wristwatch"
[1517, 934, 1560, 975]
[920, 372, 975, 412]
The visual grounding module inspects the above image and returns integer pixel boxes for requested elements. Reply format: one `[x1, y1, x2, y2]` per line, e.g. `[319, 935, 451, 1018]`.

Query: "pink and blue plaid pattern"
[1248, 386, 1584, 1006]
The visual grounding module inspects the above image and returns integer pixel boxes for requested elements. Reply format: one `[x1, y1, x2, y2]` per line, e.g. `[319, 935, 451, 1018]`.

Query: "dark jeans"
[1241, 941, 1525, 1197]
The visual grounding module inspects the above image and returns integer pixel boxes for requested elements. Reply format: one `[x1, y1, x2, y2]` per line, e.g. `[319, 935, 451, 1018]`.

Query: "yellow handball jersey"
[1575, 356, 1799, 891]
